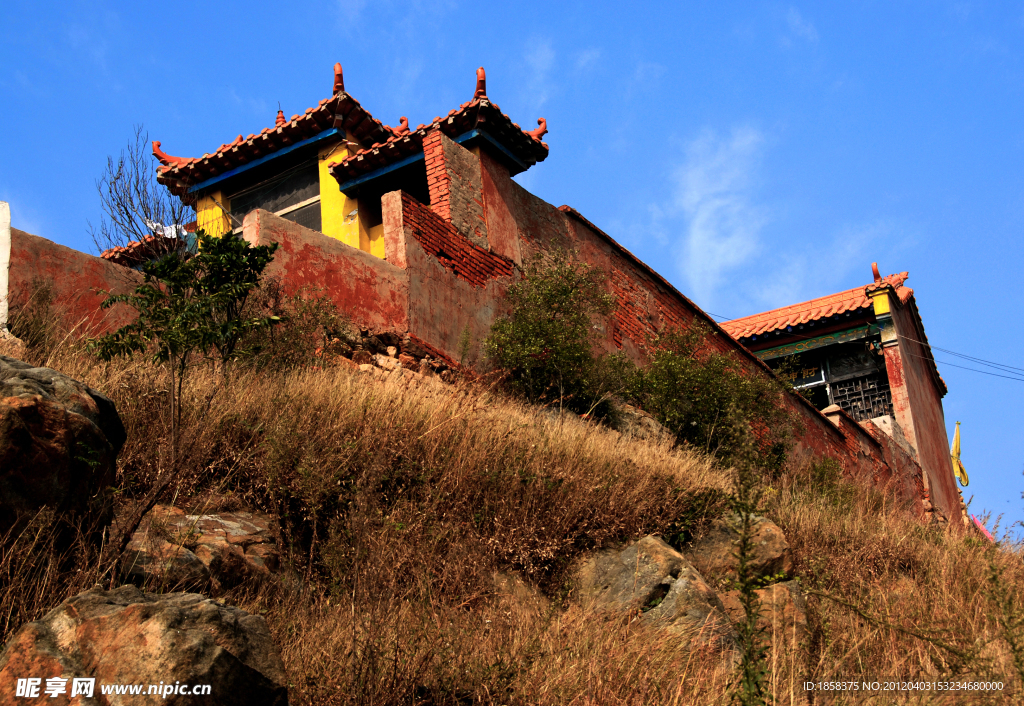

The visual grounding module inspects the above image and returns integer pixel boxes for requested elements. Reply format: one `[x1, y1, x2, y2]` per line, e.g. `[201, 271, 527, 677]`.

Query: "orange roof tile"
[100, 234, 189, 268]
[153, 66, 394, 197]
[154, 64, 549, 198]
[328, 96, 548, 184]
[720, 272, 912, 340]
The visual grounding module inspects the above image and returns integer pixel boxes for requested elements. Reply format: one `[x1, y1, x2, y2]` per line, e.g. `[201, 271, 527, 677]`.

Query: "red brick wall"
[423, 130, 451, 222]
[380, 191, 515, 366]
[470, 158, 941, 520]
[888, 299, 960, 522]
[424, 130, 489, 249]
[398, 192, 513, 287]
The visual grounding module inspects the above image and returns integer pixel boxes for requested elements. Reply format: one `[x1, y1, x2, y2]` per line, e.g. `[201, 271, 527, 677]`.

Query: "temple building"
[149, 65, 548, 261]
[721, 266, 961, 519]
[4, 62, 965, 524]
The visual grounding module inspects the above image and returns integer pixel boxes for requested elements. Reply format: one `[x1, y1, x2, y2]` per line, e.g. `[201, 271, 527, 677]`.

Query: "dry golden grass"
[4, 334, 1024, 704]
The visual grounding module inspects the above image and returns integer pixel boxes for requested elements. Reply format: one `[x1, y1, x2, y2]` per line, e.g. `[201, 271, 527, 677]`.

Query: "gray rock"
[614, 404, 675, 444]
[577, 535, 736, 648]
[123, 505, 281, 593]
[687, 513, 792, 581]
[0, 584, 288, 705]
[0, 355, 126, 451]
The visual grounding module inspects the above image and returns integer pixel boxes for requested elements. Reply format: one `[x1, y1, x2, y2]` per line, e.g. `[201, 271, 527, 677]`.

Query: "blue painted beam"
[337, 151, 425, 195]
[336, 128, 531, 195]
[454, 129, 530, 174]
[187, 128, 342, 194]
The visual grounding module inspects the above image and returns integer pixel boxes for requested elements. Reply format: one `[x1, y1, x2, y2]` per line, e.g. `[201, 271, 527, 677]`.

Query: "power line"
[897, 334, 1024, 374]
[703, 310, 1024, 383]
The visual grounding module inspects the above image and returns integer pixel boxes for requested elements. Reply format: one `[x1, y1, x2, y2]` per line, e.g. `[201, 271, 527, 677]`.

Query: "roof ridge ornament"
[388, 117, 410, 137]
[872, 262, 881, 283]
[334, 62, 345, 94]
[276, 110, 286, 128]
[526, 117, 547, 141]
[474, 67, 487, 99]
[151, 141, 190, 169]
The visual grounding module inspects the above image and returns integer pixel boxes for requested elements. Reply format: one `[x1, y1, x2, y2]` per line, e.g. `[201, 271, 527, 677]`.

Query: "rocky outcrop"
[719, 579, 808, 645]
[123, 505, 280, 593]
[613, 404, 674, 444]
[687, 514, 792, 581]
[0, 356, 126, 542]
[576, 535, 735, 648]
[0, 584, 288, 705]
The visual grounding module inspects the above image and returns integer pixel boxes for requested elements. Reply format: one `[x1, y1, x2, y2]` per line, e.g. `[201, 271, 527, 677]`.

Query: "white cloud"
[574, 48, 601, 72]
[337, 0, 367, 23]
[646, 129, 910, 317]
[786, 7, 819, 44]
[523, 36, 556, 111]
[669, 127, 767, 306]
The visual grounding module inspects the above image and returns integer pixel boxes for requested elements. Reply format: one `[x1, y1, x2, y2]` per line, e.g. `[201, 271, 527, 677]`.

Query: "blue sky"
[3, 1, 1023, 534]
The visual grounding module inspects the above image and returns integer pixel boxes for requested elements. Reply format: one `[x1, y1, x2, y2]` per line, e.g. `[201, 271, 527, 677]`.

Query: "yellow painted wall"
[317, 138, 389, 260]
[319, 140, 368, 252]
[368, 224, 385, 258]
[869, 289, 892, 316]
[196, 191, 232, 236]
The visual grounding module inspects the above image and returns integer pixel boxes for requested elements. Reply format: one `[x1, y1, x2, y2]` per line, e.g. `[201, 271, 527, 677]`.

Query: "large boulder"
[719, 579, 808, 646]
[0, 584, 288, 705]
[576, 535, 735, 648]
[123, 505, 280, 593]
[687, 513, 792, 581]
[0, 356, 126, 542]
[613, 404, 675, 444]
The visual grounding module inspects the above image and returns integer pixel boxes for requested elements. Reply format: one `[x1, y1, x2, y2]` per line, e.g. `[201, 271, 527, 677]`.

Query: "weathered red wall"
[384, 191, 514, 365]
[467, 140, 943, 520]
[888, 300, 959, 521]
[242, 209, 410, 336]
[8, 228, 140, 335]
[5, 127, 954, 524]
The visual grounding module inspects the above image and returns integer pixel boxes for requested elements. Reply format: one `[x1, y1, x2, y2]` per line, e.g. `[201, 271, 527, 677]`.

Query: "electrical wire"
[704, 310, 1024, 383]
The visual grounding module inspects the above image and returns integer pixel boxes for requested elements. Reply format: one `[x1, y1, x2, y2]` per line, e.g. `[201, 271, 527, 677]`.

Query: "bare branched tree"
[89, 125, 193, 259]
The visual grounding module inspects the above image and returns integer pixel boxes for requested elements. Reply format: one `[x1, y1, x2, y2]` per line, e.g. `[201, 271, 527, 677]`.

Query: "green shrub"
[626, 324, 793, 468]
[484, 251, 620, 415]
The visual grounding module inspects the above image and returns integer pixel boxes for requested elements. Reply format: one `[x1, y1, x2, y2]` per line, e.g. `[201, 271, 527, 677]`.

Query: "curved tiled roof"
[100, 234, 189, 268]
[720, 272, 912, 340]
[153, 91, 393, 198]
[328, 97, 549, 184]
[153, 64, 549, 198]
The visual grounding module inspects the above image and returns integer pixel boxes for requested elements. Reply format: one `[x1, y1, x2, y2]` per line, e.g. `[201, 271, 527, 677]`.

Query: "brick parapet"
[423, 130, 451, 222]
[399, 191, 513, 288]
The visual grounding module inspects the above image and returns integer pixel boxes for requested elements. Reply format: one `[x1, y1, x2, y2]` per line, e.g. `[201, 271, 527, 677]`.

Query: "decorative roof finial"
[334, 62, 345, 94]
[526, 117, 548, 141]
[389, 117, 410, 137]
[276, 109, 286, 128]
[151, 141, 189, 168]
[871, 262, 881, 283]
[474, 67, 487, 99]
